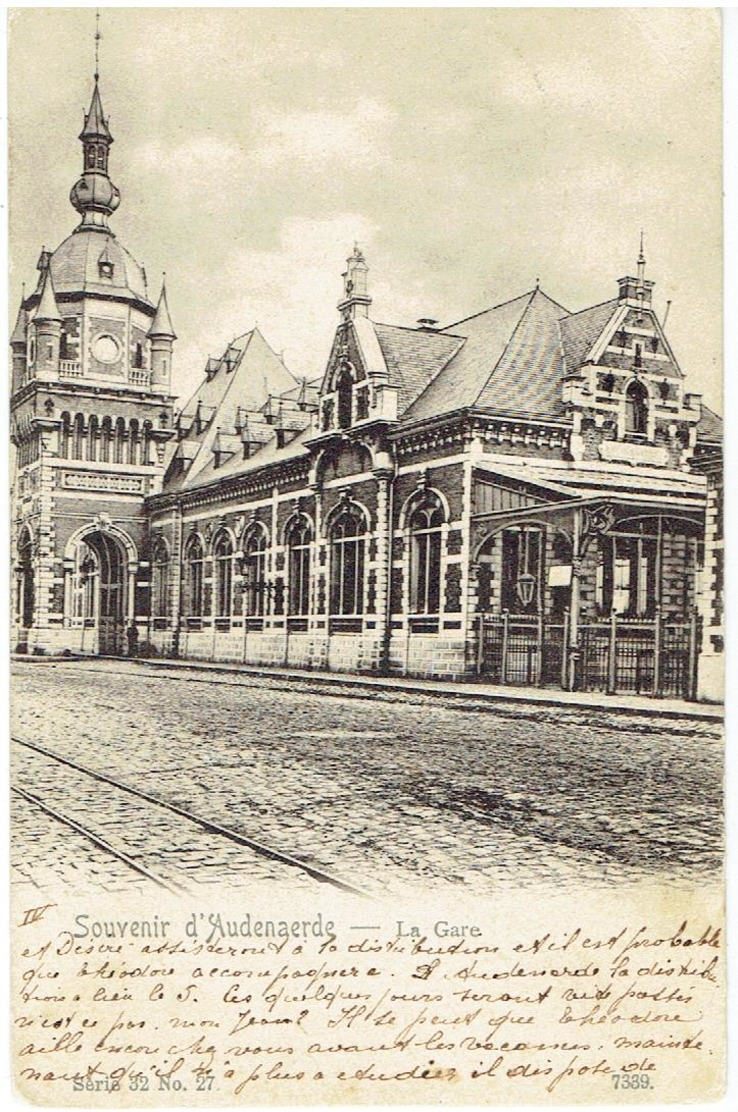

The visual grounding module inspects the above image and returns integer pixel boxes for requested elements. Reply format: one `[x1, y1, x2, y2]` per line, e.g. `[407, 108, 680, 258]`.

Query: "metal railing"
[477, 608, 700, 700]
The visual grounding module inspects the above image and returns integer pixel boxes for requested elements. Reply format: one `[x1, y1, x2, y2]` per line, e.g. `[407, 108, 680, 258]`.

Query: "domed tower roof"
[24, 73, 153, 311]
[44, 231, 151, 304]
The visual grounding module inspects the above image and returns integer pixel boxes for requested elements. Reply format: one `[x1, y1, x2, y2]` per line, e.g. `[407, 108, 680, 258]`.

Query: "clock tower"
[11, 72, 175, 655]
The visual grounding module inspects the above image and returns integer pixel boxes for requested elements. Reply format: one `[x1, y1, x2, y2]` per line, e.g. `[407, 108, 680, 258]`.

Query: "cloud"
[252, 98, 395, 171]
[173, 212, 381, 399]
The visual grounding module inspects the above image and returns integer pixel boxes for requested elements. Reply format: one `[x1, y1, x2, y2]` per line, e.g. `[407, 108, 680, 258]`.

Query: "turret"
[148, 280, 176, 390]
[30, 254, 63, 379]
[337, 244, 371, 320]
[10, 293, 28, 394]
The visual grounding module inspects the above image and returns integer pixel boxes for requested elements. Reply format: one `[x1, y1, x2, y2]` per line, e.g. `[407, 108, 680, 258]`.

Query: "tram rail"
[11, 735, 369, 897]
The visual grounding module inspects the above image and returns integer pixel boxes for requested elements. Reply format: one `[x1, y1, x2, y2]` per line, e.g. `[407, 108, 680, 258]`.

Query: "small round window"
[92, 333, 121, 364]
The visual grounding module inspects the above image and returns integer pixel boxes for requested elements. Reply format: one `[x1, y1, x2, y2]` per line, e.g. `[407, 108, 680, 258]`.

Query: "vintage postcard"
[8, 6, 725, 1106]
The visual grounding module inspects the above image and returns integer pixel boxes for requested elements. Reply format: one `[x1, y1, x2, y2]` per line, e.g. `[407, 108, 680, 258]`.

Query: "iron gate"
[477, 610, 699, 699]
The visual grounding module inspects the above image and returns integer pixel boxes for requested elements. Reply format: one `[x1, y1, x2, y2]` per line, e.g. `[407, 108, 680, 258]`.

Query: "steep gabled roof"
[373, 324, 463, 413]
[406, 288, 570, 421]
[559, 298, 620, 373]
[168, 328, 300, 489]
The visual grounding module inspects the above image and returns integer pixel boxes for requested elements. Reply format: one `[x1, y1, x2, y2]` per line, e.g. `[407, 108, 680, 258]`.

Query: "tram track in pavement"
[11, 736, 370, 897]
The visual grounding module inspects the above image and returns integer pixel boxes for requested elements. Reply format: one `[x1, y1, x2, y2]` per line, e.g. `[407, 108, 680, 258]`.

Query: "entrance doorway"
[70, 530, 128, 655]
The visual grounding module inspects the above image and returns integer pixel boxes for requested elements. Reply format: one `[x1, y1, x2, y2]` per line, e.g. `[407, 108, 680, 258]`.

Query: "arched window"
[287, 518, 312, 616]
[114, 418, 126, 464]
[151, 537, 170, 620]
[184, 536, 204, 618]
[100, 417, 112, 463]
[128, 420, 140, 465]
[336, 366, 353, 430]
[330, 504, 366, 615]
[625, 381, 649, 436]
[59, 413, 71, 458]
[213, 531, 234, 620]
[142, 421, 153, 465]
[243, 528, 268, 617]
[72, 413, 86, 460]
[409, 496, 444, 614]
[88, 416, 99, 462]
[501, 526, 544, 613]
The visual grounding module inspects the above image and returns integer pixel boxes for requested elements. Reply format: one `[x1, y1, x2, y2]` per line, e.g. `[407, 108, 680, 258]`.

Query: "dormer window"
[98, 258, 114, 280]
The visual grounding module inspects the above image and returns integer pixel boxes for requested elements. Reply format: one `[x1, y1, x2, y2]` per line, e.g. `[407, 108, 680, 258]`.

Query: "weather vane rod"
[94, 10, 101, 82]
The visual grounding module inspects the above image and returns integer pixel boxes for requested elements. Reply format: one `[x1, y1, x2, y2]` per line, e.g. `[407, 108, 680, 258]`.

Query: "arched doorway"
[68, 529, 129, 654]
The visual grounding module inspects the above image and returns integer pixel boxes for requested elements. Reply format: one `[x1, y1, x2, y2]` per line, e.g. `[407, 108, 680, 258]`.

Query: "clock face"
[92, 333, 121, 364]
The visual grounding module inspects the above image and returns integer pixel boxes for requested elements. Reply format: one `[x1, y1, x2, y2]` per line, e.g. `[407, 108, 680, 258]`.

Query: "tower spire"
[69, 31, 120, 235]
[148, 277, 177, 339]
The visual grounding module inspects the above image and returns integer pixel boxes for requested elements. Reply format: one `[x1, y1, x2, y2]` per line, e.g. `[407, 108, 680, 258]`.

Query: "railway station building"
[10, 75, 724, 701]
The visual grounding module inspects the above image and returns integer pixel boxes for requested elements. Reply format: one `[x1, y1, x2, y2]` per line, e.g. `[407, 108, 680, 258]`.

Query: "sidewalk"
[16, 651, 721, 721]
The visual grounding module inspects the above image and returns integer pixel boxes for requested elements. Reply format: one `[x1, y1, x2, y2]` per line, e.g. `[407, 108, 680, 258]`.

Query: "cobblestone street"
[11, 659, 722, 897]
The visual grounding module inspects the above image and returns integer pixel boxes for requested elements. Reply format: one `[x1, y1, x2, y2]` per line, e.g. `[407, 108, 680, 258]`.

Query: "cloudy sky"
[9, 7, 722, 412]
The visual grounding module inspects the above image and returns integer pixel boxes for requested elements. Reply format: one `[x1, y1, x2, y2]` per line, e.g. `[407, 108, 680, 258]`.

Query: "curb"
[13, 652, 723, 722]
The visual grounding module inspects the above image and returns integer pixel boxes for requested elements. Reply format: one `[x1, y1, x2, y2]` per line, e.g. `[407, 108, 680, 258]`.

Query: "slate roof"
[373, 324, 463, 413]
[406, 289, 570, 421]
[696, 404, 723, 444]
[559, 299, 620, 373]
[167, 328, 304, 490]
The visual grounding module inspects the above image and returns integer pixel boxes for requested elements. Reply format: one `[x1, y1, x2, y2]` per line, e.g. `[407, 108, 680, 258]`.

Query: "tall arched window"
[151, 537, 170, 620]
[88, 415, 99, 462]
[336, 366, 353, 430]
[114, 418, 126, 464]
[184, 536, 204, 618]
[330, 504, 366, 615]
[243, 527, 268, 617]
[409, 496, 444, 614]
[213, 531, 234, 620]
[142, 421, 153, 465]
[625, 380, 649, 435]
[128, 420, 140, 465]
[100, 417, 112, 463]
[59, 413, 71, 458]
[72, 413, 86, 460]
[287, 518, 312, 616]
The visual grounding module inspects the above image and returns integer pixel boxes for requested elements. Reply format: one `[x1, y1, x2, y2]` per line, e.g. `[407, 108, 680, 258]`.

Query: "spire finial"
[94, 10, 101, 82]
[637, 230, 646, 283]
